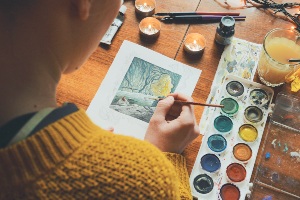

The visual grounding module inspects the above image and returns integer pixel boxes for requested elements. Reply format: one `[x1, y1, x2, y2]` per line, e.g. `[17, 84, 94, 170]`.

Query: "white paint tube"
[100, 5, 127, 45]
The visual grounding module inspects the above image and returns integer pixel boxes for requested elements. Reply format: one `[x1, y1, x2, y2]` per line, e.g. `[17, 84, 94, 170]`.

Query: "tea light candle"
[139, 17, 161, 39]
[135, 0, 156, 17]
[183, 33, 206, 55]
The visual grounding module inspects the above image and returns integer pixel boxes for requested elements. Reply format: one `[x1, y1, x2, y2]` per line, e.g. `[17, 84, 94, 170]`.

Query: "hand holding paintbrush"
[145, 93, 200, 153]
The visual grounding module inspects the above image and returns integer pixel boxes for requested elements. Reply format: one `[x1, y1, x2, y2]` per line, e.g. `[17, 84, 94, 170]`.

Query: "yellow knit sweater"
[0, 109, 192, 200]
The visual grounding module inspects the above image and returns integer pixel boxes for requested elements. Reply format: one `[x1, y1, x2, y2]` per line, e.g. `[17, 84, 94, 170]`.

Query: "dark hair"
[0, 0, 34, 8]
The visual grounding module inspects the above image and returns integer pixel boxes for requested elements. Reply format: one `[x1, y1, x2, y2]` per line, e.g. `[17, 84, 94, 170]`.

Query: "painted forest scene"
[110, 57, 181, 123]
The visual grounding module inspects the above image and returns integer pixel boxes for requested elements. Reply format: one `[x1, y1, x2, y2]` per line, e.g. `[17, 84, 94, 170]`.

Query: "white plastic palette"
[190, 75, 274, 200]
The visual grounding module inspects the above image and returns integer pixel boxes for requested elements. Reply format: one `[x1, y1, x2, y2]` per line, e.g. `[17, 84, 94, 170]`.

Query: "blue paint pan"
[200, 153, 221, 173]
[207, 134, 227, 153]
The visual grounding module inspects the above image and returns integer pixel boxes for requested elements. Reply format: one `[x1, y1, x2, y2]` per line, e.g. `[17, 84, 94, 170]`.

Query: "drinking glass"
[257, 28, 300, 87]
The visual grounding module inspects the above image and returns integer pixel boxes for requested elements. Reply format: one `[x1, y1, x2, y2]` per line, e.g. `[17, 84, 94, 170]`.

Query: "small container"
[220, 98, 239, 116]
[139, 17, 161, 39]
[135, 0, 156, 17]
[193, 174, 214, 194]
[233, 143, 252, 163]
[200, 154, 221, 173]
[226, 81, 244, 98]
[249, 89, 269, 108]
[100, 5, 127, 45]
[226, 163, 247, 183]
[244, 106, 263, 124]
[214, 115, 233, 135]
[215, 16, 235, 45]
[219, 183, 241, 200]
[207, 134, 227, 153]
[183, 33, 206, 56]
[238, 124, 258, 142]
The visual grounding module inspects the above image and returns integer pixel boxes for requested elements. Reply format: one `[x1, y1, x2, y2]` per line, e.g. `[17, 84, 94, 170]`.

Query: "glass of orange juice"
[257, 28, 300, 87]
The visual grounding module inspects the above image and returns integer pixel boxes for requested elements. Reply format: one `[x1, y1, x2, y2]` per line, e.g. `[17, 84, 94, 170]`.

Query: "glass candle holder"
[139, 17, 161, 39]
[183, 33, 206, 56]
[257, 28, 300, 87]
[135, 0, 156, 17]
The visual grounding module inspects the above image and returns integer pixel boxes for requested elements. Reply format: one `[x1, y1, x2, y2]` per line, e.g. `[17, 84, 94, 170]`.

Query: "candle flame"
[144, 3, 147, 6]
[148, 24, 152, 29]
[193, 40, 197, 44]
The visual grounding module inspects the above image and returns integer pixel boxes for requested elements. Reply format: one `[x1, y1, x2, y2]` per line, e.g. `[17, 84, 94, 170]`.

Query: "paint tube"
[100, 5, 127, 45]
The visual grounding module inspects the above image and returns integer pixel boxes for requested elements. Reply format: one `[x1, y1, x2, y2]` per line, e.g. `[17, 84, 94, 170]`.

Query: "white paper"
[87, 40, 201, 140]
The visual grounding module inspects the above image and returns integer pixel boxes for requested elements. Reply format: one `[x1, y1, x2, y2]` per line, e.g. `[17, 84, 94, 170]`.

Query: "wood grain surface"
[57, 0, 300, 199]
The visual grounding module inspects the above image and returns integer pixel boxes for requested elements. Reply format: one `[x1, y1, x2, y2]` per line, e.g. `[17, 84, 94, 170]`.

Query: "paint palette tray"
[249, 92, 300, 200]
[190, 74, 274, 200]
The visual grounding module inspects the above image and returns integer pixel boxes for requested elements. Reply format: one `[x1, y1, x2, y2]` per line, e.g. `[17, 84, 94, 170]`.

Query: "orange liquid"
[258, 37, 300, 85]
[266, 37, 300, 64]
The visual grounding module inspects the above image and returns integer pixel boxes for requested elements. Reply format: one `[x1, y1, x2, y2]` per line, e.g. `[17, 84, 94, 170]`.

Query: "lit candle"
[135, 0, 156, 17]
[136, 3, 153, 12]
[183, 33, 206, 56]
[142, 24, 159, 35]
[185, 40, 202, 52]
[139, 17, 161, 39]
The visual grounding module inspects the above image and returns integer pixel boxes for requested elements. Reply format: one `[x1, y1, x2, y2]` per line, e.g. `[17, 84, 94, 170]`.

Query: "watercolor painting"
[109, 57, 181, 123]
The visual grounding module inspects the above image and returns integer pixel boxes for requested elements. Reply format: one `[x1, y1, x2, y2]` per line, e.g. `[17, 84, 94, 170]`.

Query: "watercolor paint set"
[190, 74, 274, 200]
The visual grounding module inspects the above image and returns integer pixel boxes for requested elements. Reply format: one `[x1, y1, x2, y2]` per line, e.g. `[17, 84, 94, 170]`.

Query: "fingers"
[106, 127, 114, 132]
[152, 96, 174, 121]
[168, 93, 193, 102]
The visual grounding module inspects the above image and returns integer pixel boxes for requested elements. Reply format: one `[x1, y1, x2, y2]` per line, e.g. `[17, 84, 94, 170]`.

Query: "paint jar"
[215, 16, 235, 45]
[219, 183, 240, 200]
[226, 163, 247, 183]
[213, 115, 233, 135]
[249, 89, 269, 108]
[233, 143, 252, 163]
[200, 154, 221, 173]
[193, 174, 214, 195]
[220, 98, 239, 116]
[207, 134, 227, 154]
[226, 81, 245, 99]
[238, 124, 258, 143]
[244, 106, 263, 124]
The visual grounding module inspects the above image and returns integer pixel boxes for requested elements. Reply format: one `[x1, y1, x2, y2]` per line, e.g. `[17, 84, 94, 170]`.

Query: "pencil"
[174, 100, 225, 108]
[153, 12, 241, 17]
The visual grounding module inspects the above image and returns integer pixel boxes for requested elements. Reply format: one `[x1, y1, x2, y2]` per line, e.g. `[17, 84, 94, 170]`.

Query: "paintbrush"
[174, 101, 225, 108]
[148, 97, 224, 108]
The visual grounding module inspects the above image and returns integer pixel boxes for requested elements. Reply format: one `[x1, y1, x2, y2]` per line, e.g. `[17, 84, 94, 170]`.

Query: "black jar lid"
[219, 16, 235, 31]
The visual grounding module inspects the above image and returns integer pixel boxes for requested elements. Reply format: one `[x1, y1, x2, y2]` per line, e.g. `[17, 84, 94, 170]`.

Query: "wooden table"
[57, 0, 300, 199]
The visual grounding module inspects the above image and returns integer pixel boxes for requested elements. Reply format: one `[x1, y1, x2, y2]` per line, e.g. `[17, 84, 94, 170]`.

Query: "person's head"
[0, 0, 122, 75]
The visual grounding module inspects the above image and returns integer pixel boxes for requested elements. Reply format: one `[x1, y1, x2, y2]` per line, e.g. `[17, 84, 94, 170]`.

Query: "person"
[0, 0, 200, 199]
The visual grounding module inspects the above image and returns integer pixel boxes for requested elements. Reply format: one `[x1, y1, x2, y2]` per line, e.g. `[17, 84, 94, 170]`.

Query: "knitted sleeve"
[163, 153, 193, 200]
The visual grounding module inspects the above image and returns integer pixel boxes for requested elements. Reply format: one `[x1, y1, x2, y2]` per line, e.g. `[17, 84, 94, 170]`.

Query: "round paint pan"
[233, 143, 252, 163]
[213, 115, 233, 135]
[244, 106, 263, 124]
[238, 124, 258, 143]
[249, 88, 269, 108]
[193, 174, 214, 195]
[226, 81, 244, 98]
[207, 134, 227, 153]
[220, 98, 239, 116]
[226, 163, 247, 183]
[219, 183, 240, 200]
[200, 153, 221, 173]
